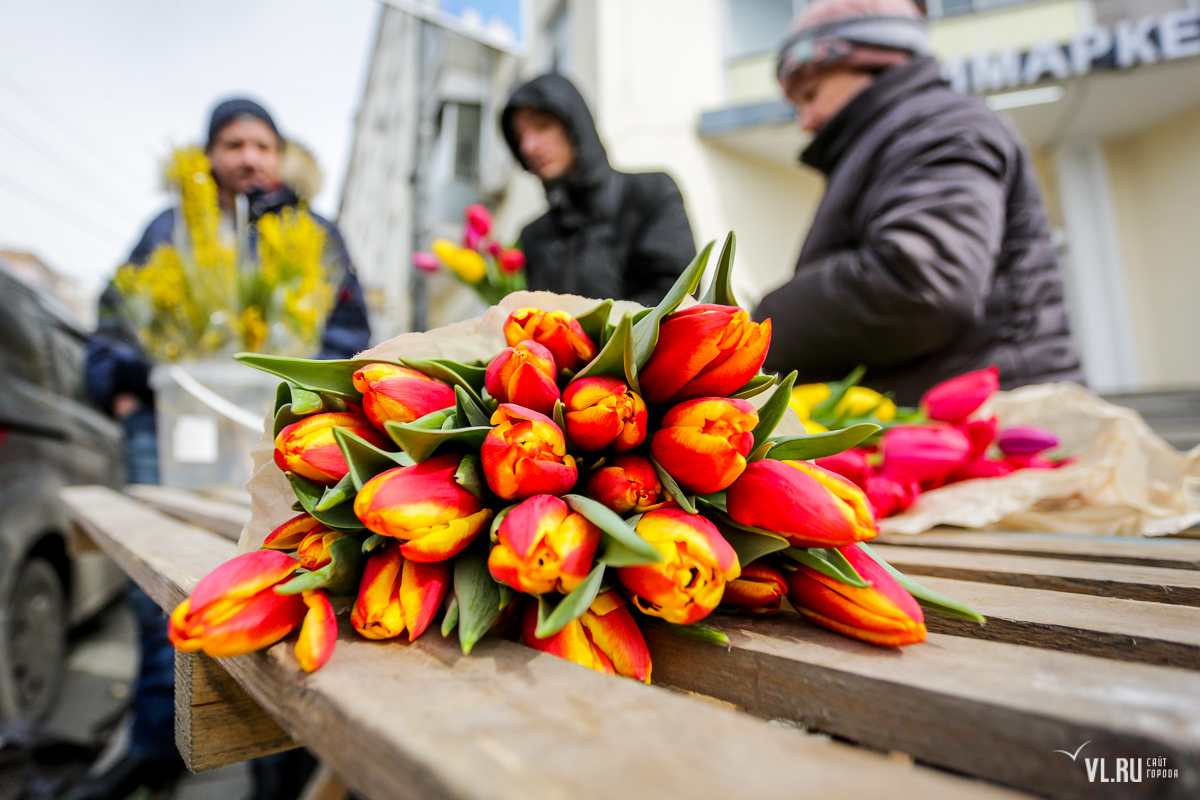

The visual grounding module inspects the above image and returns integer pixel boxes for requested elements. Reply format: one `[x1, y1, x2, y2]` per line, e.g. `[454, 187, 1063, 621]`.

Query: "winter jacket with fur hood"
[755, 57, 1082, 404]
[501, 74, 696, 306]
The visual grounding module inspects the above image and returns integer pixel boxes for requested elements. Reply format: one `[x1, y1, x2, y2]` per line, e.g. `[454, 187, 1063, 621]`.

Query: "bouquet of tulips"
[413, 204, 526, 306]
[790, 367, 1069, 520]
[167, 235, 982, 678]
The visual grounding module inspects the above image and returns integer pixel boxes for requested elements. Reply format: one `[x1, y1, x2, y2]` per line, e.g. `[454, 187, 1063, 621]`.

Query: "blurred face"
[207, 117, 281, 199]
[785, 68, 877, 133]
[511, 107, 576, 181]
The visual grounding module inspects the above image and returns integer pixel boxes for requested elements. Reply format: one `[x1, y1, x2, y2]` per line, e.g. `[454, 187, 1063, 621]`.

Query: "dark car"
[0, 262, 126, 721]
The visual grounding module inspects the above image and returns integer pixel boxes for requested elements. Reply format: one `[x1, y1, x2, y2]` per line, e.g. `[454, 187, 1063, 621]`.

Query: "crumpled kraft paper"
[238, 290, 804, 552]
[879, 382, 1200, 537]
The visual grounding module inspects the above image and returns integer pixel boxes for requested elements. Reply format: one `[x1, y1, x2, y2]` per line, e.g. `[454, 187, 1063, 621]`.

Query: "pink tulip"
[814, 449, 872, 488]
[880, 425, 972, 486]
[862, 473, 921, 518]
[412, 251, 440, 274]
[961, 415, 999, 461]
[947, 458, 1015, 483]
[921, 366, 999, 423]
[997, 426, 1059, 456]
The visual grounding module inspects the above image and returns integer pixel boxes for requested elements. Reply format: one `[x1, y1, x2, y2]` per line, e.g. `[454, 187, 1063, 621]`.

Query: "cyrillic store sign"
[944, 9, 1200, 94]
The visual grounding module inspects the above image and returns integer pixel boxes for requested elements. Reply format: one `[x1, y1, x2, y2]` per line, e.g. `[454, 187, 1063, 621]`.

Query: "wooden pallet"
[62, 487, 1200, 800]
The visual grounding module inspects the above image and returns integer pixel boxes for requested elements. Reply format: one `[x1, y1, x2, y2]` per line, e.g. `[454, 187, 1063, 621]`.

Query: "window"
[726, 0, 801, 60]
[546, 3, 570, 74]
[454, 102, 482, 182]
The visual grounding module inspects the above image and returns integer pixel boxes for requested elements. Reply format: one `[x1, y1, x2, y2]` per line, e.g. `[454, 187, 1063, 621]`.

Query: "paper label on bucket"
[173, 415, 219, 464]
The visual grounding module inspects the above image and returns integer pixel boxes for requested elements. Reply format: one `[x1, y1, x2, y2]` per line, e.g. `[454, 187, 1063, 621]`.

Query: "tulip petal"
[580, 601, 651, 682]
[189, 550, 301, 615]
[295, 590, 337, 672]
[398, 508, 494, 562]
[400, 559, 452, 641]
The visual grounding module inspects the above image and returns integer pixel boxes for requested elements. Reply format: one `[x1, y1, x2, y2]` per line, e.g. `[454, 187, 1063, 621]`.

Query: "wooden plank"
[876, 530, 1200, 570]
[62, 486, 1023, 800]
[869, 544, 1200, 606]
[647, 616, 1200, 800]
[175, 652, 298, 772]
[126, 483, 249, 542]
[911, 576, 1200, 669]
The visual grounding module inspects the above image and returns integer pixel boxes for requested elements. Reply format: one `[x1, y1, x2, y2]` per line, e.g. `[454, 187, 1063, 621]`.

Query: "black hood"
[501, 73, 612, 193]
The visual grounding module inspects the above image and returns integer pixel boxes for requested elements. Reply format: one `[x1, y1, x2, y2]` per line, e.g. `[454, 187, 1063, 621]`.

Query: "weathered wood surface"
[647, 616, 1200, 800]
[876, 530, 1200, 570]
[913, 576, 1200, 669]
[869, 544, 1200, 605]
[62, 486, 1022, 800]
[126, 483, 249, 542]
[175, 651, 297, 771]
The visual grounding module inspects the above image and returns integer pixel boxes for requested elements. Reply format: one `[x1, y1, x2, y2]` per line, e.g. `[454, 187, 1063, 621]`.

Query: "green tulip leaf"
[710, 517, 790, 567]
[287, 472, 366, 531]
[729, 373, 777, 400]
[534, 562, 606, 638]
[552, 399, 567, 437]
[316, 473, 356, 512]
[810, 365, 868, 421]
[564, 494, 662, 566]
[274, 382, 293, 415]
[454, 547, 504, 654]
[751, 371, 797, 454]
[498, 584, 516, 613]
[384, 416, 491, 462]
[454, 385, 492, 428]
[291, 501, 305, 513]
[747, 441, 776, 463]
[638, 615, 729, 645]
[276, 533, 367, 596]
[631, 240, 714, 369]
[332, 426, 411, 491]
[696, 491, 727, 514]
[400, 357, 488, 410]
[454, 454, 486, 499]
[441, 593, 459, 637]
[236, 353, 378, 400]
[648, 455, 697, 514]
[784, 546, 870, 588]
[571, 312, 634, 387]
[766, 423, 880, 461]
[699, 232, 738, 307]
[362, 533, 389, 553]
[273, 403, 305, 438]
[490, 504, 516, 543]
[288, 386, 347, 416]
[857, 543, 986, 624]
[575, 300, 613, 346]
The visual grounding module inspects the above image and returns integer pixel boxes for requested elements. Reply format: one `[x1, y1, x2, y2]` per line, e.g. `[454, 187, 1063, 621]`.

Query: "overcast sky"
[0, 0, 522, 297]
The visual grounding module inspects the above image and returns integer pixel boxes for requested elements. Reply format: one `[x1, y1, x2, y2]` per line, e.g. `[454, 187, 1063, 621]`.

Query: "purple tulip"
[997, 426, 1059, 456]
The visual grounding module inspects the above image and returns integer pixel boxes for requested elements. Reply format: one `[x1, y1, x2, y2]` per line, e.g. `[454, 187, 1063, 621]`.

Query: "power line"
[0, 171, 127, 248]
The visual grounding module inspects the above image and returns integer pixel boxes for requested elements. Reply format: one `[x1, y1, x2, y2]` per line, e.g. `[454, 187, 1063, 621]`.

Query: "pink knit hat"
[777, 0, 930, 92]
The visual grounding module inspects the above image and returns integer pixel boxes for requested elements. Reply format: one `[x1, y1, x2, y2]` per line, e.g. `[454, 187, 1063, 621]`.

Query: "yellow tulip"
[836, 386, 897, 421]
[432, 239, 487, 283]
[790, 383, 831, 420]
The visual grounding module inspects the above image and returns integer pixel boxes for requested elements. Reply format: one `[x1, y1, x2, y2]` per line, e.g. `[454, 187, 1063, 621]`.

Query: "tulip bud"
[962, 415, 999, 461]
[488, 495, 601, 594]
[862, 473, 921, 518]
[727, 459, 877, 547]
[485, 341, 561, 416]
[997, 425, 1059, 456]
[295, 527, 346, 571]
[921, 366, 999, 423]
[354, 453, 494, 562]
[639, 304, 772, 405]
[836, 386, 897, 421]
[351, 540, 451, 642]
[503, 308, 597, 373]
[262, 513, 327, 551]
[880, 425, 972, 486]
[616, 509, 740, 625]
[720, 562, 787, 613]
[562, 376, 647, 453]
[482, 405, 578, 500]
[433, 238, 487, 283]
[814, 448, 872, 488]
[274, 412, 391, 486]
[498, 248, 525, 275]
[790, 383, 831, 420]
[465, 203, 492, 236]
[585, 454, 674, 515]
[352, 363, 456, 432]
[169, 550, 306, 659]
[412, 251, 440, 274]
[522, 591, 652, 682]
[786, 545, 926, 647]
[650, 397, 758, 495]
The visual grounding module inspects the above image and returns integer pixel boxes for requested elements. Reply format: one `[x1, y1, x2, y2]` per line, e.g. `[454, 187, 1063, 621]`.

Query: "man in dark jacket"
[501, 74, 696, 306]
[756, 0, 1082, 405]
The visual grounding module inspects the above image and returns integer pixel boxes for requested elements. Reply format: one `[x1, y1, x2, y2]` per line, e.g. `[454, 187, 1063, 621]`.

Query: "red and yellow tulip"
[638, 304, 771, 405]
[720, 561, 788, 613]
[481, 404, 578, 500]
[262, 512, 327, 551]
[351, 540, 450, 641]
[484, 341, 561, 415]
[488, 494, 601, 594]
[521, 591, 651, 682]
[351, 363, 456, 432]
[561, 376, 647, 453]
[168, 550, 336, 672]
[649, 397, 757, 494]
[274, 411, 391, 486]
[295, 527, 347, 571]
[616, 509, 740, 625]
[786, 545, 926, 647]
[585, 454, 674, 515]
[726, 459, 877, 548]
[503, 308, 597, 373]
[354, 453, 494, 561]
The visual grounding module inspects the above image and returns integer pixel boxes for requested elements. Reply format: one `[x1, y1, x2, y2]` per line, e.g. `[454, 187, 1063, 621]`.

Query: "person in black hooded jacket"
[756, 0, 1082, 405]
[501, 73, 696, 306]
